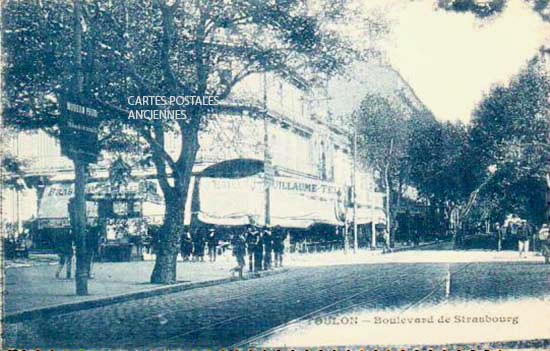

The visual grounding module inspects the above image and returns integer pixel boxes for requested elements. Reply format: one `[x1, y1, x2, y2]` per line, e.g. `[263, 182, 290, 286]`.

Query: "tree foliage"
[408, 113, 471, 209]
[468, 59, 550, 225]
[355, 93, 410, 236]
[437, 0, 550, 21]
[408, 58, 550, 230]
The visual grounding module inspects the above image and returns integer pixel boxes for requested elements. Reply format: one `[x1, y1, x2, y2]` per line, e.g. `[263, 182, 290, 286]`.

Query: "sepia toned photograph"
[1, 0, 549, 349]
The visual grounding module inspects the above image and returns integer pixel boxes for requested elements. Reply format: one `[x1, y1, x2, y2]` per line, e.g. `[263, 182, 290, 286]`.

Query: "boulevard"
[4, 247, 549, 350]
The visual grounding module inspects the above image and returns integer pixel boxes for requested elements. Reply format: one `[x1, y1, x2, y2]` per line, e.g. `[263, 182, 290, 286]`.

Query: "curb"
[3, 268, 289, 324]
[386, 241, 447, 253]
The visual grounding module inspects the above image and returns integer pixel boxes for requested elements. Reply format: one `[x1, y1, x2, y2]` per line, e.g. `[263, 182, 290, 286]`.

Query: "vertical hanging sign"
[59, 95, 101, 163]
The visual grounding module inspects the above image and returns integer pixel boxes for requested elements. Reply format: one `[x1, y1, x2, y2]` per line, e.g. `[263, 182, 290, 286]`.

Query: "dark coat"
[232, 235, 246, 257]
[54, 229, 74, 255]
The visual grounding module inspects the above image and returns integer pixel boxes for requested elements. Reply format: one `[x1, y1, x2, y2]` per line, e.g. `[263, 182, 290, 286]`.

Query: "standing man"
[495, 223, 502, 252]
[207, 227, 218, 262]
[86, 224, 101, 279]
[253, 226, 264, 272]
[273, 225, 286, 268]
[246, 225, 259, 272]
[55, 228, 74, 279]
[538, 224, 550, 264]
[263, 227, 273, 270]
[193, 226, 206, 262]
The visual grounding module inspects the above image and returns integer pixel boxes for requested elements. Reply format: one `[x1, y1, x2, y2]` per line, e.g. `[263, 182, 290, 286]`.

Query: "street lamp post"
[263, 72, 271, 227]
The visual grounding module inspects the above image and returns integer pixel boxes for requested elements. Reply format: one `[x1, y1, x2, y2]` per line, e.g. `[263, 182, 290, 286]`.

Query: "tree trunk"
[150, 120, 200, 284]
[384, 139, 394, 246]
[150, 197, 183, 284]
[385, 174, 391, 243]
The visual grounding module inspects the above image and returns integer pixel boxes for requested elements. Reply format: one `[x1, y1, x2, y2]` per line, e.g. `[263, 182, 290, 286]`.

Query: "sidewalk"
[3, 245, 396, 319]
[3, 252, 285, 321]
[285, 246, 544, 267]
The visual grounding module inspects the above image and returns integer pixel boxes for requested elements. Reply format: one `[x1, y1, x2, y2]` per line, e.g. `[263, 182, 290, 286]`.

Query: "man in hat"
[254, 227, 264, 272]
[539, 224, 550, 264]
[518, 221, 531, 258]
[55, 228, 74, 279]
[246, 225, 259, 272]
[272, 225, 287, 268]
[180, 229, 193, 261]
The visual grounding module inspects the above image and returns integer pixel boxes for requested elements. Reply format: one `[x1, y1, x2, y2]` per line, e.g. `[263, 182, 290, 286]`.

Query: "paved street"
[3, 241, 440, 315]
[4, 250, 549, 350]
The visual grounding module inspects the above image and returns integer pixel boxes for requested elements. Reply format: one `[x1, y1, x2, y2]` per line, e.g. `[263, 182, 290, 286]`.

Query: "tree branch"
[217, 65, 257, 100]
[94, 97, 177, 173]
[159, 1, 179, 92]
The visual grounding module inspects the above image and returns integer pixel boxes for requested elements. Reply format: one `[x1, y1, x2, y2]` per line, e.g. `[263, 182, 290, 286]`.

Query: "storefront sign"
[272, 178, 342, 195]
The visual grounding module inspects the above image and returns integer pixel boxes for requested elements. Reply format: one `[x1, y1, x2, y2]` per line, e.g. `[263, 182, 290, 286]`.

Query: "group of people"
[494, 221, 534, 257]
[180, 227, 220, 262]
[494, 219, 550, 261]
[231, 225, 288, 279]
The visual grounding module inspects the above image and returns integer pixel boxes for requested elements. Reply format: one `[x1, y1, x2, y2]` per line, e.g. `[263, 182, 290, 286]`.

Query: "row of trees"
[356, 58, 550, 243]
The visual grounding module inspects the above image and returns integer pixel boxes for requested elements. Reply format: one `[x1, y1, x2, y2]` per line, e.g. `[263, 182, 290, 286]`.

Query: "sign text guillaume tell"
[207, 176, 343, 195]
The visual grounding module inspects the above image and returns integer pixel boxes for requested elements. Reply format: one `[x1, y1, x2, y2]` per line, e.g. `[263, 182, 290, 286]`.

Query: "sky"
[335, 0, 550, 124]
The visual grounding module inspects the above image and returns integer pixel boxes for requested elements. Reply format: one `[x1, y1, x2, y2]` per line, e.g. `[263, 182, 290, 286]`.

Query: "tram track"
[131, 266, 420, 349]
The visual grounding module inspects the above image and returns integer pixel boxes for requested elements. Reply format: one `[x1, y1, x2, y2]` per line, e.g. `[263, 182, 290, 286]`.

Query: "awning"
[197, 175, 346, 228]
[197, 176, 264, 226]
[353, 207, 387, 225]
[36, 179, 194, 227]
[37, 183, 98, 225]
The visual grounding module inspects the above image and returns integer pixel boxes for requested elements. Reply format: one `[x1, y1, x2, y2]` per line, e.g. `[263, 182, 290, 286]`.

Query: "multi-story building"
[3, 64, 427, 248]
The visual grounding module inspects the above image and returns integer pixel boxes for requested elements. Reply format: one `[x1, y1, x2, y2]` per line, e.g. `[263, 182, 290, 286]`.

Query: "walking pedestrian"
[231, 232, 247, 279]
[518, 222, 531, 258]
[207, 227, 218, 262]
[55, 228, 74, 279]
[263, 227, 273, 270]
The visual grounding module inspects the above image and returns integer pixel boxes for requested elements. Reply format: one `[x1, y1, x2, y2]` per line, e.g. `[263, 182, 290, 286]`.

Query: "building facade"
[2, 70, 386, 247]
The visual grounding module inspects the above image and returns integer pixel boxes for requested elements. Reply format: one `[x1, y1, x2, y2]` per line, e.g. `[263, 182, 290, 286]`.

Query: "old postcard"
[1, 0, 549, 349]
